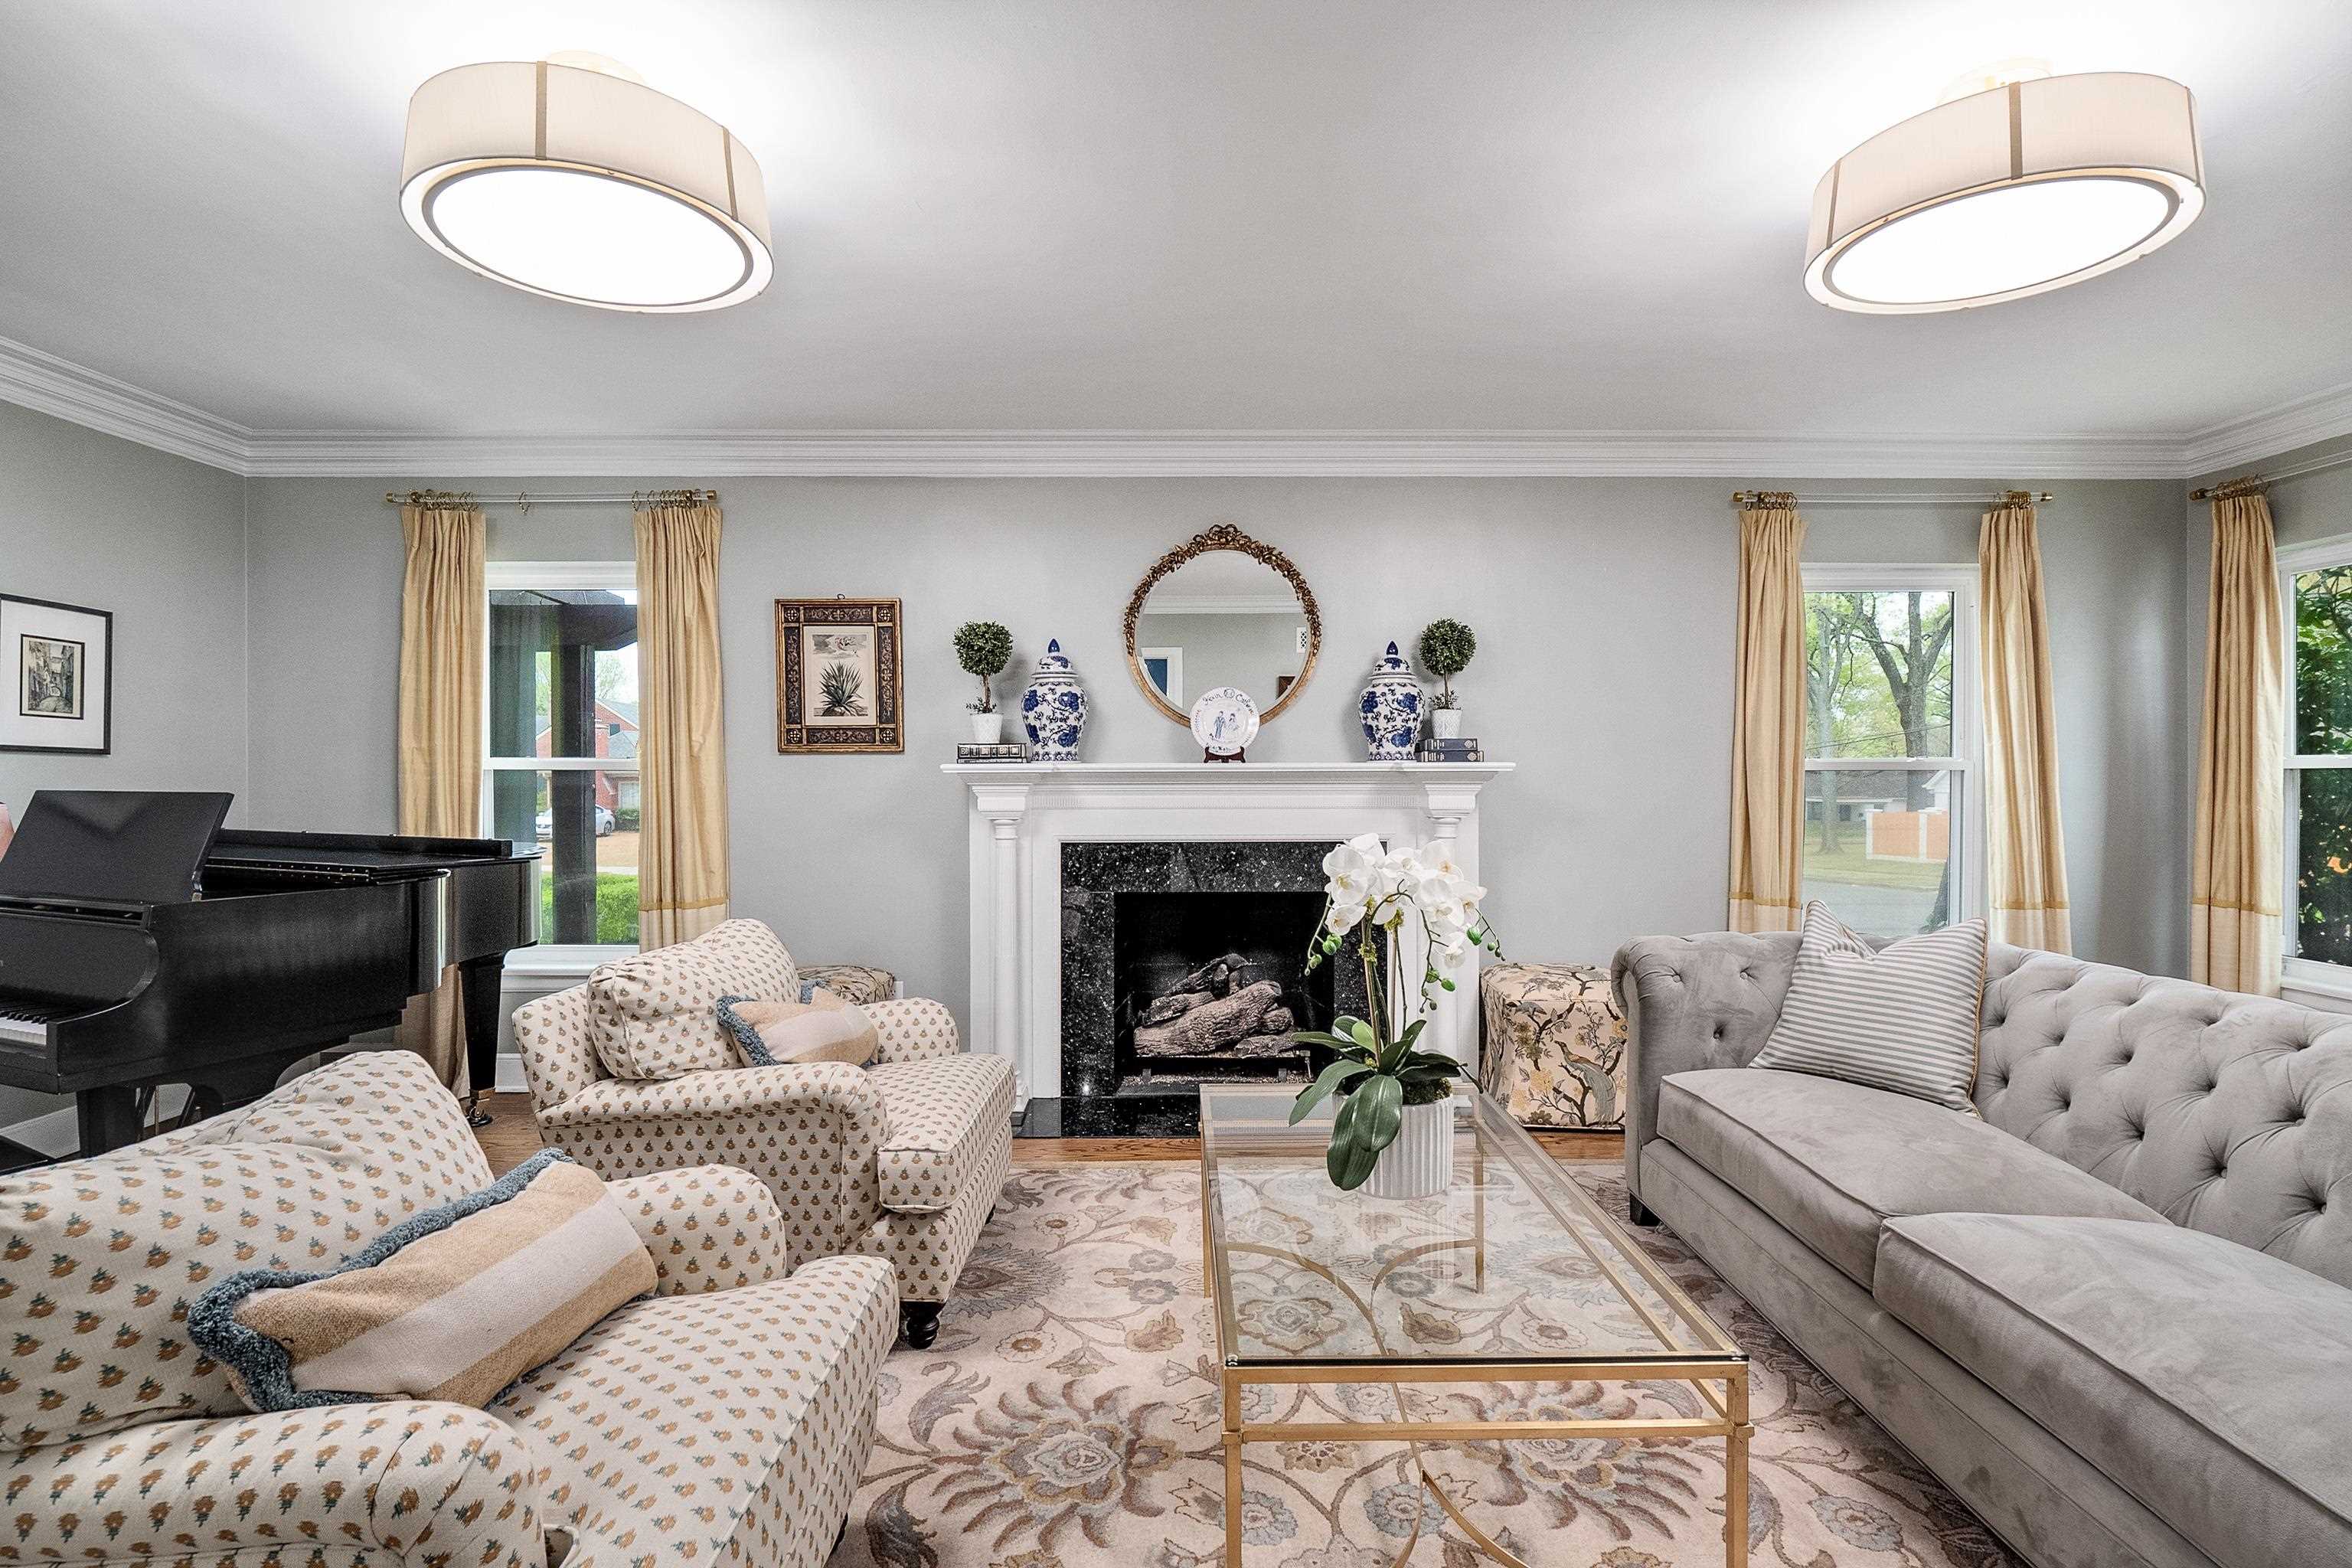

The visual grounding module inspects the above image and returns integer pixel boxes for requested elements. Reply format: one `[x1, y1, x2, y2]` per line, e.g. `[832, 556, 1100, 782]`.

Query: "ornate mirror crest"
[1122, 522, 1321, 727]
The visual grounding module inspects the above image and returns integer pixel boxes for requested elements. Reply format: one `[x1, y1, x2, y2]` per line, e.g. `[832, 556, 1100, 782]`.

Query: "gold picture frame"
[776, 597, 903, 753]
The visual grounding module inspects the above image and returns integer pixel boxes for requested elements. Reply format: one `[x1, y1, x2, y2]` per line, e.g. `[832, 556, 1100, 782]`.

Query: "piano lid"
[0, 790, 232, 905]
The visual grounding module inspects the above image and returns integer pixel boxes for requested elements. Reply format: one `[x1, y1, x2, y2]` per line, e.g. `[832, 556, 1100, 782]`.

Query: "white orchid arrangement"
[1287, 834, 1503, 1188]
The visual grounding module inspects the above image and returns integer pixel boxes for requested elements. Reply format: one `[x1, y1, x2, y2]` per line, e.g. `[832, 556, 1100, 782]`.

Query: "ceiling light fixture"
[1805, 69, 2203, 313]
[400, 55, 772, 312]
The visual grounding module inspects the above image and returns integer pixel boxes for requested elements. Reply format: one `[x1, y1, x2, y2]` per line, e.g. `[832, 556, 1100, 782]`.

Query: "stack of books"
[1414, 737, 1483, 763]
[956, 741, 1032, 763]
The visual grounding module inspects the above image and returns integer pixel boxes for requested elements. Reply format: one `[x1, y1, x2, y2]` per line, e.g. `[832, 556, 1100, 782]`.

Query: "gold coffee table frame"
[1198, 1084, 1750, 1568]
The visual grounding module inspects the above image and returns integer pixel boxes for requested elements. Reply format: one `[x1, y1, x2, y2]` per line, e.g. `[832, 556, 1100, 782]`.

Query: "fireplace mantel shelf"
[942, 760, 1513, 782]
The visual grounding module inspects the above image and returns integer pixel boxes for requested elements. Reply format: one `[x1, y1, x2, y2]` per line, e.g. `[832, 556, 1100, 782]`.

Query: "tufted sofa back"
[1616, 931, 2352, 1291]
[1978, 944, 2352, 1289]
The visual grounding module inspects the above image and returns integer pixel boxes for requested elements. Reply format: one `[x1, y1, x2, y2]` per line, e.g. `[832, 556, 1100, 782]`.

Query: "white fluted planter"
[1361, 1098, 1457, 1199]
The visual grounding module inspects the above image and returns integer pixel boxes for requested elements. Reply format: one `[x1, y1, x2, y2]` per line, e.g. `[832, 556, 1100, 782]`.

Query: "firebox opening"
[1111, 890, 1332, 1096]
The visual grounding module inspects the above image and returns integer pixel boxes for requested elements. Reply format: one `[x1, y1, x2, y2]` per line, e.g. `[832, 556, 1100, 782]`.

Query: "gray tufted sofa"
[1612, 932, 2352, 1568]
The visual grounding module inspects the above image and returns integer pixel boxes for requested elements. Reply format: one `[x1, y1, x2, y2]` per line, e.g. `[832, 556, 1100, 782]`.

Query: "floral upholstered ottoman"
[1478, 962, 1627, 1130]
[799, 963, 898, 1004]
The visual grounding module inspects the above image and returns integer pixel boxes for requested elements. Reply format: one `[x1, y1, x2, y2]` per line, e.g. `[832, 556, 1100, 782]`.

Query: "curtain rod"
[1730, 489, 2052, 508]
[2191, 449, 2352, 501]
[382, 488, 720, 513]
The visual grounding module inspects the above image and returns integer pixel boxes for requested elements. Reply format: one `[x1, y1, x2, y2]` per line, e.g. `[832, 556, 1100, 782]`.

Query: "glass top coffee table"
[1198, 1082, 1750, 1566]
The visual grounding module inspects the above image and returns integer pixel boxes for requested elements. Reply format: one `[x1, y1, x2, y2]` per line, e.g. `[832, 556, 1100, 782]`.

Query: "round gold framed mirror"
[1123, 523, 1321, 727]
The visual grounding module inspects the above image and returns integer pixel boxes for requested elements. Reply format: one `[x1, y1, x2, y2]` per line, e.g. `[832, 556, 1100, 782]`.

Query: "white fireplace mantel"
[945, 761, 1513, 1108]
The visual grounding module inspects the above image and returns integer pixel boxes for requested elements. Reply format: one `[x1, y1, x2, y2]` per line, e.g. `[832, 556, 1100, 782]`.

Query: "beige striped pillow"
[190, 1150, 655, 1410]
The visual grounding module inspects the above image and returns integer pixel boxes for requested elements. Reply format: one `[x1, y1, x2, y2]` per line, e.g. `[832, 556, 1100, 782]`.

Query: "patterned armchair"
[0, 1050, 896, 1568]
[512, 919, 1014, 1347]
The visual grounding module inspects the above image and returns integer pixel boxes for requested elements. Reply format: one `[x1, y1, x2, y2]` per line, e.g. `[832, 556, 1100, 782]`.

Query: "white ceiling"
[2, 0, 2350, 469]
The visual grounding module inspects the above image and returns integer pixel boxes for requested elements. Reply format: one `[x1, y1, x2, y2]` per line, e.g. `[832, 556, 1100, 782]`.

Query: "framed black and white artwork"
[1, 593, 113, 754]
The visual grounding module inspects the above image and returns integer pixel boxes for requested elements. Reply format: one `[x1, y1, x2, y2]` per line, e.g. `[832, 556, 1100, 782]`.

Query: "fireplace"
[1113, 891, 1331, 1090]
[947, 760, 1510, 1131]
[1057, 841, 1368, 1121]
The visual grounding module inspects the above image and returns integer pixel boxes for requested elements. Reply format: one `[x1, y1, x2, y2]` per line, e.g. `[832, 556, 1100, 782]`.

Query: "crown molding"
[2177, 376, 2352, 477]
[235, 426, 2187, 479]
[0, 333, 2344, 482]
[0, 335, 249, 472]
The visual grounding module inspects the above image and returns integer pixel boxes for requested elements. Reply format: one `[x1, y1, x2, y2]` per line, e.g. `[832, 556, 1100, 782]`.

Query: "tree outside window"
[2287, 563, 2352, 968]
[1801, 579, 1969, 938]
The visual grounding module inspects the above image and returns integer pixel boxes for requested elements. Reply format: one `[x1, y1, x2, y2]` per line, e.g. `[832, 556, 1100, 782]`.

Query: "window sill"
[503, 944, 636, 985]
[2280, 959, 2352, 1007]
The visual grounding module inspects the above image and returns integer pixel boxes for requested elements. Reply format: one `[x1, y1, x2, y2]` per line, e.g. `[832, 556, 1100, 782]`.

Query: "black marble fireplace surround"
[1031, 841, 1369, 1137]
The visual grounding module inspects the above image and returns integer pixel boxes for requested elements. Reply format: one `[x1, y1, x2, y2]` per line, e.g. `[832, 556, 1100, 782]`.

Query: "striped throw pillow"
[1749, 902, 1989, 1113]
[190, 1150, 655, 1410]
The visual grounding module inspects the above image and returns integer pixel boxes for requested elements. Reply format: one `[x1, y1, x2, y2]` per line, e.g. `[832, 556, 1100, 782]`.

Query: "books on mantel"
[1414, 737, 1484, 763]
[956, 741, 1032, 763]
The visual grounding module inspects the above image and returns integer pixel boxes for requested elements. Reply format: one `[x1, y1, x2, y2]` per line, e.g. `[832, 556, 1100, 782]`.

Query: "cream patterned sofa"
[0, 1050, 895, 1568]
[512, 918, 1014, 1347]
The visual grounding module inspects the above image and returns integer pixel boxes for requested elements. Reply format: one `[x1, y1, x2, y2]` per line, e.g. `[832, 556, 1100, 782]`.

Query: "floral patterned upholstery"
[1478, 961, 1627, 1129]
[514, 924, 1013, 1312]
[797, 964, 897, 1005]
[0, 1051, 891, 1568]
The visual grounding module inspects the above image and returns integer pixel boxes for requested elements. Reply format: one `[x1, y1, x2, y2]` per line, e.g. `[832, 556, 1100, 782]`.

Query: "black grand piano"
[0, 790, 537, 1155]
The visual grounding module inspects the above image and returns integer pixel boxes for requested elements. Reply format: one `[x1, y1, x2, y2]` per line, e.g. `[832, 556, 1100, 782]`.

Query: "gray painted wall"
[0, 400, 250, 1125]
[243, 473, 2190, 1035]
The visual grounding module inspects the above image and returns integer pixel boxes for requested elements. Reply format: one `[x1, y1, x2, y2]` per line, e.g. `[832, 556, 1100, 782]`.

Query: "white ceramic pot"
[1431, 707, 1464, 740]
[1361, 1096, 1457, 1199]
[970, 710, 1005, 743]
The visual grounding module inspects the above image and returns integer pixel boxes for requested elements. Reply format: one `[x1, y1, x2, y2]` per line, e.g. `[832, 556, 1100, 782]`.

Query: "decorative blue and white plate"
[1191, 686, 1260, 756]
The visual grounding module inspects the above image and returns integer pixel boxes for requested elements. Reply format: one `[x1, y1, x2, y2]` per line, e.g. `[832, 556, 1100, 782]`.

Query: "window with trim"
[2282, 543, 2352, 985]
[485, 562, 640, 959]
[1800, 565, 1979, 938]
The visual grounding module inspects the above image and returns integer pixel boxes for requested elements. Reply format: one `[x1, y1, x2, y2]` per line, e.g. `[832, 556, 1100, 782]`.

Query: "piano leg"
[76, 1086, 146, 1156]
[457, 953, 508, 1128]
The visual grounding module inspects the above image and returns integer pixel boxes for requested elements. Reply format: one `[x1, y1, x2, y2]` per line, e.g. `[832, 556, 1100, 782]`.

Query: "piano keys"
[0, 790, 537, 1155]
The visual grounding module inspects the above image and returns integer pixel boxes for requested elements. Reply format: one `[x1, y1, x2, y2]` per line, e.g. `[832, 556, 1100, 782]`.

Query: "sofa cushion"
[1749, 902, 1988, 1113]
[492, 1253, 894, 1566]
[1658, 1067, 2164, 1286]
[0, 1051, 491, 1449]
[588, 919, 800, 1080]
[868, 1054, 1014, 1214]
[1876, 1212, 2352, 1568]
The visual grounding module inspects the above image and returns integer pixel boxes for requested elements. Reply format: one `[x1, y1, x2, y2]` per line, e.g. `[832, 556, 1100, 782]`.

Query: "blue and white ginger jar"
[1360, 641, 1424, 761]
[1021, 639, 1089, 760]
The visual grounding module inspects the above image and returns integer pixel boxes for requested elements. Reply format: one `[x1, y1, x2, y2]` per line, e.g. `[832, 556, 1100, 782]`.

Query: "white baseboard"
[496, 1052, 528, 1093]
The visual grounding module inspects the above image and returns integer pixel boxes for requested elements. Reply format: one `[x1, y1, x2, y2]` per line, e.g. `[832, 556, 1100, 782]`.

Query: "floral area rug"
[830, 1161, 2019, 1568]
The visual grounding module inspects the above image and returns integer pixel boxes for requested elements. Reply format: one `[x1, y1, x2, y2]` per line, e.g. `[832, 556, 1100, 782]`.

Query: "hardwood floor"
[472, 1093, 1624, 1176]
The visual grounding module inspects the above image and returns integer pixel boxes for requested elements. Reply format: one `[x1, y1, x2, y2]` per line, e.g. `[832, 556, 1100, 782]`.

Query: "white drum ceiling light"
[1805, 67, 2203, 313]
[400, 54, 772, 312]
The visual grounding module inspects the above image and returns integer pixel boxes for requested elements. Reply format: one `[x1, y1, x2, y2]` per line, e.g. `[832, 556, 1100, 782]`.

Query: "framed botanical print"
[776, 597, 903, 753]
[1, 593, 111, 754]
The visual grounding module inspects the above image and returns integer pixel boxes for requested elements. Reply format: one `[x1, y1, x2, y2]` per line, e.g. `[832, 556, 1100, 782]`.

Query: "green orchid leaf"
[1288, 1031, 1358, 1051]
[1328, 1129, 1382, 1190]
[1397, 1018, 1428, 1049]
[1338, 1016, 1378, 1051]
[1288, 1060, 1374, 1123]
[1352, 1073, 1405, 1152]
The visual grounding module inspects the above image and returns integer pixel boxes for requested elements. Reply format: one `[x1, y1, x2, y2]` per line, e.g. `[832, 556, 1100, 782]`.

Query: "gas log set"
[1129, 951, 1303, 1060]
